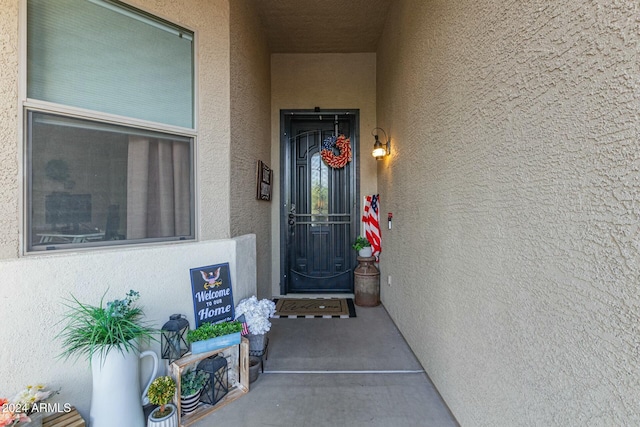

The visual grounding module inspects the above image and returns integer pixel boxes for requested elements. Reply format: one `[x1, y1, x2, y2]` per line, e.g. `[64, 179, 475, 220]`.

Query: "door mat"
[273, 298, 356, 318]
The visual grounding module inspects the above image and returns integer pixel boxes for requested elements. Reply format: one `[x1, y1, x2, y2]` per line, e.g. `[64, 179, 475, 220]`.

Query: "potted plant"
[352, 235, 372, 257]
[57, 290, 158, 427]
[147, 376, 177, 427]
[186, 321, 243, 354]
[234, 297, 275, 353]
[179, 369, 209, 415]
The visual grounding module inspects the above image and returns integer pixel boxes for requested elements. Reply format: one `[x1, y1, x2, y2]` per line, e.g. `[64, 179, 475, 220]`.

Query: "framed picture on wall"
[256, 160, 271, 201]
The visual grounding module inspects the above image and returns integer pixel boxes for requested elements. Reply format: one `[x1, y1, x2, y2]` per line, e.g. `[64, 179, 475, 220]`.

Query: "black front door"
[280, 110, 359, 294]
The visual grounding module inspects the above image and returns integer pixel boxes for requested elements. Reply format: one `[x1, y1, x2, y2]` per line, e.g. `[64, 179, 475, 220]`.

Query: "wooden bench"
[43, 408, 85, 427]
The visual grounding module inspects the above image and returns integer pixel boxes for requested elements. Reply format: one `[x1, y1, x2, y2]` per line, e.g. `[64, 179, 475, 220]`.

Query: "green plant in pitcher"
[57, 290, 156, 362]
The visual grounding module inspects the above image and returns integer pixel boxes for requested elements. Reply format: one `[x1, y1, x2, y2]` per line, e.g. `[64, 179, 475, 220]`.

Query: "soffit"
[250, 0, 393, 53]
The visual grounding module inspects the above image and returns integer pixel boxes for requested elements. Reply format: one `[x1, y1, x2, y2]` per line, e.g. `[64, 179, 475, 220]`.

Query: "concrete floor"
[193, 304, 458, 427]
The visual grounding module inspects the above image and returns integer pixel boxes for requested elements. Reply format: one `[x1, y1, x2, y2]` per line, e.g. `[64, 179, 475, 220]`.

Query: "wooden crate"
[169, 336, 249, 427]
[43, 408, 85, 427]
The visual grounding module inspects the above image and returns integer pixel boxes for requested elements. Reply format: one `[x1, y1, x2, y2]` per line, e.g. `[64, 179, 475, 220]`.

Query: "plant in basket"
[179, 369, 209, 415]
[186, 321, 243, 354]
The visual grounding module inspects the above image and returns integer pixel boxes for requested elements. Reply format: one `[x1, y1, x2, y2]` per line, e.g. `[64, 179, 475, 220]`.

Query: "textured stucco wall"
[270, 53, 377, 295]
[0, 236, 256, 420]
[377, 0, 640, 425]
[229, 0, 272, 299]
[0, 0, 20, 259]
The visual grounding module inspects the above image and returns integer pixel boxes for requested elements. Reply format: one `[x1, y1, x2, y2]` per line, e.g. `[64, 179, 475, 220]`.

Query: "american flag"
[363, 194, 381, 260]
[237, 314, 249, 336]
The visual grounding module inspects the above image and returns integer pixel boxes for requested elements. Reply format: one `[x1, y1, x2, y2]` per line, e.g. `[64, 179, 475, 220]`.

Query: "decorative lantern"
[161, 314, 190, 363]
[197, 355, 228, 406]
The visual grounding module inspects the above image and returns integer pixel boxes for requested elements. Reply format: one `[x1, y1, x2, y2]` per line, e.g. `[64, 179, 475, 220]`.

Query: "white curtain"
[127, 136, 190, 239]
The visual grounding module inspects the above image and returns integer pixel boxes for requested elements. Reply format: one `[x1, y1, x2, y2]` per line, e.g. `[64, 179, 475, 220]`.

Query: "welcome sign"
[189, 263, 234, 328]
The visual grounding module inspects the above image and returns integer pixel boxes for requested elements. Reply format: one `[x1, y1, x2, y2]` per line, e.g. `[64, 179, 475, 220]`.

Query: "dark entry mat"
[273, 298, 356, 318]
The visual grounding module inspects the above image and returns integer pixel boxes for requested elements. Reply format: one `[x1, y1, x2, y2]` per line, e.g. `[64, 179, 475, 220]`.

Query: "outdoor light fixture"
[372, 127, 391, 159]
[161, 314, 190, 363]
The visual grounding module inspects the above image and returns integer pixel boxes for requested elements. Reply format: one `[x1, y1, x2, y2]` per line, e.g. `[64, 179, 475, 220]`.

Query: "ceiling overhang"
[250, 0, 393, 53]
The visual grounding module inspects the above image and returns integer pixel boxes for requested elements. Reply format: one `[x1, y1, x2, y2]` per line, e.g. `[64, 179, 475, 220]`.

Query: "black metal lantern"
[161, 314, 190, 363]
[197, 355, 228, 406]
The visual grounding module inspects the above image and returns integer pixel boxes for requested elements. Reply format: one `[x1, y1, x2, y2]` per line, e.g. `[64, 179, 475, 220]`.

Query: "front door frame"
[279, 109, 360, 295]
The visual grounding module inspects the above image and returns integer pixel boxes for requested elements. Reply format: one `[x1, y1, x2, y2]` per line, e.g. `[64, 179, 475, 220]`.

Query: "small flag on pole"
[363, 194, 381, 260]
[237, 314, 250, 336]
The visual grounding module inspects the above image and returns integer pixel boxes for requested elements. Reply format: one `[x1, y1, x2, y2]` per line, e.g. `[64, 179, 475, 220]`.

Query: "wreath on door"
[321, 135, 352, 169]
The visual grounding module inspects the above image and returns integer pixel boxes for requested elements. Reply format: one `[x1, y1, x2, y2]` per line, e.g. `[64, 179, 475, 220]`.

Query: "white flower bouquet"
[235, 296, 275, 336]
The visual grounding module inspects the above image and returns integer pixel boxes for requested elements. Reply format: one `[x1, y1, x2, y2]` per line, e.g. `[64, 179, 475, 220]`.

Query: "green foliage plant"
[57, 290, 157, 363]
[180, 368, 209, 397]
[352, 235, 371, 251]
[148, 376, 176, 418]
[186, 321, 243, 344]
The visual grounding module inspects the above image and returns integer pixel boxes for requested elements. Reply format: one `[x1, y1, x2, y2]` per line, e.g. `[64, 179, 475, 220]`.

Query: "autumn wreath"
[321, 134, 352, 169]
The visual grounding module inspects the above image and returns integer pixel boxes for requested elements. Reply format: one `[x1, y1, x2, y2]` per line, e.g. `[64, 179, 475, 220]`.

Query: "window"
[25, 0, 195, 251]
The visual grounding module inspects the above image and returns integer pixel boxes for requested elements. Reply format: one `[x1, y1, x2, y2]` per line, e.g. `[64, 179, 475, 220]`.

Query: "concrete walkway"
[195, 304, 458, 427]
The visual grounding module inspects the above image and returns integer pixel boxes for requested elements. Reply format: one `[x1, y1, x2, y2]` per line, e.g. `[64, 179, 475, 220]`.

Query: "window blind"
[27, 0, 194, 129]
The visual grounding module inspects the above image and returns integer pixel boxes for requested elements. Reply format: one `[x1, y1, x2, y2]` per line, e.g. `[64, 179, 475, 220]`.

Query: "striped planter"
[147, 403, 178, 427]
[180, 390, 202, 415]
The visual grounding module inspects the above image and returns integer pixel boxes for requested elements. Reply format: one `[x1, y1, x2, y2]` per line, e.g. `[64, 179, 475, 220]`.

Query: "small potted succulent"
[147, 376, 177, 427]
[186, 321, 243, 354]
[352, 235, 372, 257]
[179, 369, 209, 415]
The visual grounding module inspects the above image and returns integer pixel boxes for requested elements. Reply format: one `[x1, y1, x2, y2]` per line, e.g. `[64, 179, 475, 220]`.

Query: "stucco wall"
[377, 0, 640, 425]
[0, 0, 20, 259]
[270, 53, 377, 295]
[229, 0, 272, 299]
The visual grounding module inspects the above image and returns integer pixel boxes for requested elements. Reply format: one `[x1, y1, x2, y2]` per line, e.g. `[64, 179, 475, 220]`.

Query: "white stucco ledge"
[0, 234, 257, 419]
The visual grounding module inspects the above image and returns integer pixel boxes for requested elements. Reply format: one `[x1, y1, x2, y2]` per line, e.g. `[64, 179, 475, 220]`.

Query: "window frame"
[20, 0, 199, 253]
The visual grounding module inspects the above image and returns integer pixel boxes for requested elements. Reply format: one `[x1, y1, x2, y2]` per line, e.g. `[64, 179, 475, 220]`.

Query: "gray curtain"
[127, 136, 190, 239]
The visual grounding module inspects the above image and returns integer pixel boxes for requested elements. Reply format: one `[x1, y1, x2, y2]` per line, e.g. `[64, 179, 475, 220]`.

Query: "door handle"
[288, 204, 296, 226]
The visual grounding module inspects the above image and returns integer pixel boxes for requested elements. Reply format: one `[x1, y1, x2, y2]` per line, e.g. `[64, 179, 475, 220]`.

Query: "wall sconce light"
[372, 127, 391, 159]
